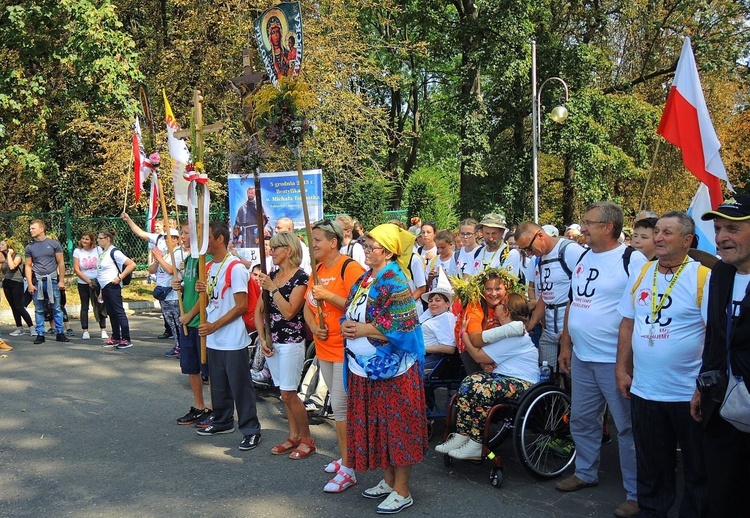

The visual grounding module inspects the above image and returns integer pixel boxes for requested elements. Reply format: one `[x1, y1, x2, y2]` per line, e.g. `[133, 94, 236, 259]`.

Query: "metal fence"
[0, 209, 228, 270]
[0, 208, 407, 270]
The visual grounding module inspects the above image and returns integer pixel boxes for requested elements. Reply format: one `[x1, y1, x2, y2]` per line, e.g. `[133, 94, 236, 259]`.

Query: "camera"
[696, 370, 728, 403]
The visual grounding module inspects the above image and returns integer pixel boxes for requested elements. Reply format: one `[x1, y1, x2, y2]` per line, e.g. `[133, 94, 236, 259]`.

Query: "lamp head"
[550, 105, 569, 124]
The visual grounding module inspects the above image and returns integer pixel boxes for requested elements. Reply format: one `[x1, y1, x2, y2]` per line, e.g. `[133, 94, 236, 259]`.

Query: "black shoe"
[196, 424, 234, 436]
[239, 434, 261, 451]
[56, 333, 70, 343]
[601, 432, 612, 445]
[177, 407, 210, 425]
[202, 375, 209, 385]
[33, 335, 45, 345]
[157, 332, 173, 339]
[194, 413, 214, 429]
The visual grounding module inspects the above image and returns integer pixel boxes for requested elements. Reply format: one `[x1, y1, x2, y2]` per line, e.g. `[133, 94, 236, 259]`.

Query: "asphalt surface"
[1, 311, 640, 517]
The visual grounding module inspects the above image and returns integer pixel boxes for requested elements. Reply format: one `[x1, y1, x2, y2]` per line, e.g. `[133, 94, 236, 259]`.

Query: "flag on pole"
[686, 183, 716, 254]
[657, 37, 732, 209]
[147, 171, 160, 232]
[163, 91, 192, 206]
[132, 117, 144, 203]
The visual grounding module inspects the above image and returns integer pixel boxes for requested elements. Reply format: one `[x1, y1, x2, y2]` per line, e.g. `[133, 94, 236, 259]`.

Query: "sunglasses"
[520, 231, 540, 252]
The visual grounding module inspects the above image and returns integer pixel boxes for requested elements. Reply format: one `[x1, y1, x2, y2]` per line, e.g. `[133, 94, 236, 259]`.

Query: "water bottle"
[539, 361, 552, 382]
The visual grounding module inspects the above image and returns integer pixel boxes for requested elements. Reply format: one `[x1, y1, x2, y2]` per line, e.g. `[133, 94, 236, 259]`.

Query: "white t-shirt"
[206, 256, 251, 351]
[96, 246, 129, 287]
[434, 255, 459, 279]
[300, 241, 312, 275]
[521, 256, 536, 290]
[73, 247, 99, 284]
[567, 244, 647, 362]
[535, 239, 586, 333]
[419, 310, 456, 348]
[732, 273, 750, 318]
[618, 260, 709, 401]
[340, 241, 367, 268]
[457, 246, 480, 276]
[155, 248, 187, 301]
[464, 243, 524, 280]
[483, 334, 540, 384]
[147, 232, 169, 253]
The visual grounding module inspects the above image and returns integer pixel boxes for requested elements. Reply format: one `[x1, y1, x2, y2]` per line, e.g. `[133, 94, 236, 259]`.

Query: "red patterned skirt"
[347, 363, 428, 472]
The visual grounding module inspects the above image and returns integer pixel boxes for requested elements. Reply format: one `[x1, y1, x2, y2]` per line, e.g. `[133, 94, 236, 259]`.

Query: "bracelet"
[270, 289, 279, 296]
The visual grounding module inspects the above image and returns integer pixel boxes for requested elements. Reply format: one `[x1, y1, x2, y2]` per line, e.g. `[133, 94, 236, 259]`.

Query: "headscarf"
[368, 223, 416, 281]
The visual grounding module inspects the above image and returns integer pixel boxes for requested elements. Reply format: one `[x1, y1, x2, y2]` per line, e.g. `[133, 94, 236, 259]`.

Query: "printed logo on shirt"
[574, 264, 584, 277]
[636, 289, 650, 306]
[576, 268, 599, 298]
[645, 293, 672, 327]
[539, 267, 553, 292]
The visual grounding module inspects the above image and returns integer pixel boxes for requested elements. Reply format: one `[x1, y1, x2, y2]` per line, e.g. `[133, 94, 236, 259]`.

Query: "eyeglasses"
[459, 232, 475, 238]
[363, 245, 385, 253]
[581, 220, 607, 227]
[270, 245, 289, 252]
[519, 231, 540, 252]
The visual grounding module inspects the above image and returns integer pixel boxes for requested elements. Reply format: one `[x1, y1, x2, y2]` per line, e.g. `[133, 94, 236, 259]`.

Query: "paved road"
[1, 312, 635, 517]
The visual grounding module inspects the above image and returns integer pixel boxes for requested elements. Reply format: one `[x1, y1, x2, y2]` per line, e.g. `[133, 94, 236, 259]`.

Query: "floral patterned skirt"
[347, 363, 428, 471]
[455, 372, 533, 442]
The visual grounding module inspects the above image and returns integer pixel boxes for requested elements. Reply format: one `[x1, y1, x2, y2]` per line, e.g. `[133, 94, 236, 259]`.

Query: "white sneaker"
[435, 433, 470, 454]
[448, 439, 483, 460]
[101, 330, 108, 339]
[9, 328, 23, 336]
[376, 491, 413, 514]
[362, 479, 394, 499]
[29, 328, 38, 336]
[81, 331, 91, 340]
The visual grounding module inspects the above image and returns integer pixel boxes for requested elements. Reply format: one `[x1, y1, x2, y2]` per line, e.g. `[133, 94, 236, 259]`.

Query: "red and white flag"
[146, 171, 160, 232]
[657, 37, 732, 209]
[132, 117, 144, 203]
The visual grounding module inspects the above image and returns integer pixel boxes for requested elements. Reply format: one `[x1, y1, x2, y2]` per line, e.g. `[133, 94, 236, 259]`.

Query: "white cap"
[168, 229, 180, 237]
[542, 224, 559, 237]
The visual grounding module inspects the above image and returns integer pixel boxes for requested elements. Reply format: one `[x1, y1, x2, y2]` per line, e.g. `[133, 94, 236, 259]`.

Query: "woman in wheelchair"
[435, 292, 539, 460]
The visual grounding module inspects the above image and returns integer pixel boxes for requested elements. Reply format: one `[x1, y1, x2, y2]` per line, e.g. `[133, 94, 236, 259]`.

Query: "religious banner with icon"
[254, 1, 303, 85]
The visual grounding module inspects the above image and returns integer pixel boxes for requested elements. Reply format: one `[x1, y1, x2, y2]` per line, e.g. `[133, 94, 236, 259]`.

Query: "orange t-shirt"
[456, 301, 498, 352]
[305, 255, 365, 362]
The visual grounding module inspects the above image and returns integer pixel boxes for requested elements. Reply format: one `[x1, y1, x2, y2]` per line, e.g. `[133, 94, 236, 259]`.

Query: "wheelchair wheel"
[489, 467, 503, 488]
[512, 383, 575, 479]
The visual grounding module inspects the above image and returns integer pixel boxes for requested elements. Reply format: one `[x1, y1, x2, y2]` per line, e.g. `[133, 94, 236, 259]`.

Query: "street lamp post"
[531, 40, 570, 223]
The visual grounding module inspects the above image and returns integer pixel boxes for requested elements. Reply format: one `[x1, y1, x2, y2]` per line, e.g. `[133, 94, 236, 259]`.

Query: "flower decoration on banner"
[228, 136, 268, 175]
[450, 267, 525, 306]
[253, 76, 314, 150]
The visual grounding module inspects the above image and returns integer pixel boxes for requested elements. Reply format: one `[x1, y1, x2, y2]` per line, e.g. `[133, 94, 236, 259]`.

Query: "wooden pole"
[294, 146, 325, 328]
[639, 139, 663, 212]
[254, 167, 274, 351]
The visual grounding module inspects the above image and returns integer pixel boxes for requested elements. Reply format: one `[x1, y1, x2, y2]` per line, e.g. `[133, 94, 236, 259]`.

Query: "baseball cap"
[542, 224, 559, 237]
[701, 195, 750, 222]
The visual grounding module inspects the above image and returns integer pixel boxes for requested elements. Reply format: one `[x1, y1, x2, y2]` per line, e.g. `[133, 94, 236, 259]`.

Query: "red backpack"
[205, 259, 261, 333]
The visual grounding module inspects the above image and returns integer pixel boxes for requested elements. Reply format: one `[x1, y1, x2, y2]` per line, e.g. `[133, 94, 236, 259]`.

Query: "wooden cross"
[174, 90, 224, 162]
[173, 89, 223, 364]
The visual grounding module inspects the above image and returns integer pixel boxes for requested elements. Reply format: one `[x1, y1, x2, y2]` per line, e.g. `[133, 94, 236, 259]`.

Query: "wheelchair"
[442, 381, 575, 488]
[423, 353, 466, 439]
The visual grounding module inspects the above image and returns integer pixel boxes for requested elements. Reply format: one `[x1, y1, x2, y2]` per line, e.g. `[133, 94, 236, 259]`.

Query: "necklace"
[481, 244, 502, 269]
[648, 256, 689, 346]
[207, 253, 231, 296]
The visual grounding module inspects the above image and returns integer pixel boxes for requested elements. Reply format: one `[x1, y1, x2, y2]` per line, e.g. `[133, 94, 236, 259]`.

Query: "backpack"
[575, 245, 635, 276]
[205, 259, 261, 333]
[630, 260, 710, 308]
[317, 257, 355, 279]
[110, 248, 132, 285]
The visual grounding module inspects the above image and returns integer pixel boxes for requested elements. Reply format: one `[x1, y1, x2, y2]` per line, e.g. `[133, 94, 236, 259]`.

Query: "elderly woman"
[435, 292, 539, 459]
[255, 231, 313, 459]
[303, 219, 365, 492]
[342, 223, 427, 514]
[96, 229, 136, 349]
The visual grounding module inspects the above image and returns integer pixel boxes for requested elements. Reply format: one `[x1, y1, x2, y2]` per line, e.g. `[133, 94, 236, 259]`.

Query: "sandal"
[323, 469, 357, 493]
[325, 458, 342, 473]
[289, 437, 316, 460]
[271, 438, 301, 455]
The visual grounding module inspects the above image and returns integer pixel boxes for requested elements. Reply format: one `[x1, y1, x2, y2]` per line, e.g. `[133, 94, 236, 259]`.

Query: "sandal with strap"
[323, 469, 357, 493]
[289, 437, 316, 460]
[325, 458, 342, 473]
[271, 438, 301, 455]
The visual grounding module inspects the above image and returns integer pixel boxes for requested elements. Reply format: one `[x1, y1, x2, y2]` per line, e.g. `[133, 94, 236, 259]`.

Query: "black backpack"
[110, 248, 132, 285]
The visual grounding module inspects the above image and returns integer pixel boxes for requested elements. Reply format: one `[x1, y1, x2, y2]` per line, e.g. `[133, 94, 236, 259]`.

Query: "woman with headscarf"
[341, 223, 427, 514]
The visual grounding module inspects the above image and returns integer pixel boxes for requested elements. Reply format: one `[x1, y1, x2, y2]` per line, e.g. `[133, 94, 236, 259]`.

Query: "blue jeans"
[631, 395, 706, 517]
[33, 278, 63, 334]
[570, 352, 637, 501]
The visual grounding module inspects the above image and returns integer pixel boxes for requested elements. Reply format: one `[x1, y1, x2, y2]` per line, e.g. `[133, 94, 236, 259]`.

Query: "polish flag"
[657, 37, 732, 209]
[146, 171, 160, 233]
